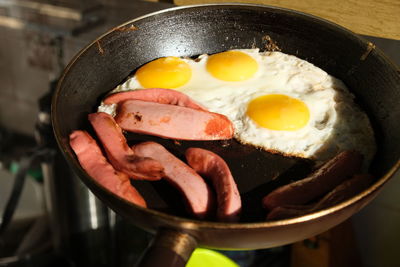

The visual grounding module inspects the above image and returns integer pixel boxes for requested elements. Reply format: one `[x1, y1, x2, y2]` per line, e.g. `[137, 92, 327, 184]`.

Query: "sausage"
[103, 88, 207, 111]
[115, 100, 234, 140]
[132, 141, 213, 219]
[262, 150, 363, 210]
[266, 173, 372, 220]
[186, 148, 241, 222]
[69, 130, 146, 207]
[311, 173, 372, 210]
[266, 206, 306, 221]
[88, 112, 164, 180]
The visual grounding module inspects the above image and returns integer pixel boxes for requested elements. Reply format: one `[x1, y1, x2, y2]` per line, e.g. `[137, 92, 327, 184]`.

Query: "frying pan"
[52, 4, 400, 267]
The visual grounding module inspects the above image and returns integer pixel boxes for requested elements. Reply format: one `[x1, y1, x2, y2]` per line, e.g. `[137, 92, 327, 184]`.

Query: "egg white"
[100, 49, 376, 165]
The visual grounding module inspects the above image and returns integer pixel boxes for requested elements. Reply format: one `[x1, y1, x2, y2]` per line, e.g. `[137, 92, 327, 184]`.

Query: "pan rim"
[52, 3, 400, 230]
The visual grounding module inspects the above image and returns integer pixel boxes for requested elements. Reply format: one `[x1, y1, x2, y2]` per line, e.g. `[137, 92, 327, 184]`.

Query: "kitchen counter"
[173, 0, 400, 40]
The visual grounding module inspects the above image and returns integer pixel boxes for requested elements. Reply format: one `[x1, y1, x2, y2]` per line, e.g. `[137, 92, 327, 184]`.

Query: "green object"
[9, 161, 43, 182]
[187, 248, 239, 267]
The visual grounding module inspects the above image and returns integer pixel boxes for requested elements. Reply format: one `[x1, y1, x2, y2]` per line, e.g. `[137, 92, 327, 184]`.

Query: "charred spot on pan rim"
[360, 42, 376, 61]
[96, 40, 104, 55]
[113, 24, 139, 32]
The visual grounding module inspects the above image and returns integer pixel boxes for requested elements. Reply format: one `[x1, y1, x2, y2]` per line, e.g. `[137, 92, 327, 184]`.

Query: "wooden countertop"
[173, 0, 400, 40]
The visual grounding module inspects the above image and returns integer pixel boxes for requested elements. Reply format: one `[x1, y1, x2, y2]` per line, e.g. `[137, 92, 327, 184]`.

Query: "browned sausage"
[69, 130, 146, 207]
[311, 173, 372, 210]
[265, 206, 306, 221]
[185, 147, 241, 222]
[263, 151, 363, 210]
[266, 173, 372, 220]
[115, 100, 234, 140]
[132, 141, 213, 219]
[88, 112, 164, 180]
[103, 88, 207, 110]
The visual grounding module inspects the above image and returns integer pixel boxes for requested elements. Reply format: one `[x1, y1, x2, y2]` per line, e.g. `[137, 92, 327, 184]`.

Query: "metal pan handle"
[136, 229, 197, 267]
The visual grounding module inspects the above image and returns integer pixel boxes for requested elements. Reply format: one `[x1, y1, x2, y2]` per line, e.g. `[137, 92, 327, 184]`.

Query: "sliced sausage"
[132, 141, 213, 219]
[115, 100, 234, 140]
[266, 206, 306, 221]
[266, 173, 372, 220]
[186, 147, 241, 222]
[69, 130, 146, 207]
[103, 88, 207, 111]
[262, 150, 363, 210]
[88, 112, 164, 180]
[311, 173, 372, 210]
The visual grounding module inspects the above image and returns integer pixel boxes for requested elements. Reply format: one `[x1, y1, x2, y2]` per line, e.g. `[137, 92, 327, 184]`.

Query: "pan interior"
[53, 5, 400, 225]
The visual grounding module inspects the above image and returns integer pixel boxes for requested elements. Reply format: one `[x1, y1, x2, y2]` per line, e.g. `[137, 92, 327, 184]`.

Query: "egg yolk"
[247, 94, 310, 131]
[206, 51, 258, 82]
[136, 56, 191, 88]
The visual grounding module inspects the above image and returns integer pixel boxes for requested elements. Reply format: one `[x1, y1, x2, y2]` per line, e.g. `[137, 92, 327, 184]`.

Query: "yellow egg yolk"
[136, 56, 191, 89]
[247, 94, 310, 131]
[206, 51, 258, 82]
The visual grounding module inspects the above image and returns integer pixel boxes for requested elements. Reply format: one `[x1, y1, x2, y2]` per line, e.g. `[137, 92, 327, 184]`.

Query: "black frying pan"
[52, 4, 400, 267]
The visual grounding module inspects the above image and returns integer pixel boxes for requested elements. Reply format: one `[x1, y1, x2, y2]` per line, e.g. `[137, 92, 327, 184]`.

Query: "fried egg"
[100, 49, 376, 165]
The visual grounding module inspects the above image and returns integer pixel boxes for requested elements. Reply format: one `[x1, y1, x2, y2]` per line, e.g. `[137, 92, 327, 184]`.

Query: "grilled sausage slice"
[69, 130, 146, 207]
[103, 88, 207, 110]
[88, 112, 164, 180]
[186, 148, 241, 222]
[263, 151, 363, 210]
[132, 142, 213, 219]
[115, 100, 234, 140]
[266, 173, 372, 220]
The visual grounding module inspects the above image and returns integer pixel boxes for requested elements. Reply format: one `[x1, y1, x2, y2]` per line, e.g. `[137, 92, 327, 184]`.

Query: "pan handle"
[136, 229, 198, 267]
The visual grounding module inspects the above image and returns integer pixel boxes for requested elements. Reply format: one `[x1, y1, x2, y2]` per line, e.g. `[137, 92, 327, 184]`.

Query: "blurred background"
[0, 0, 399, 267]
